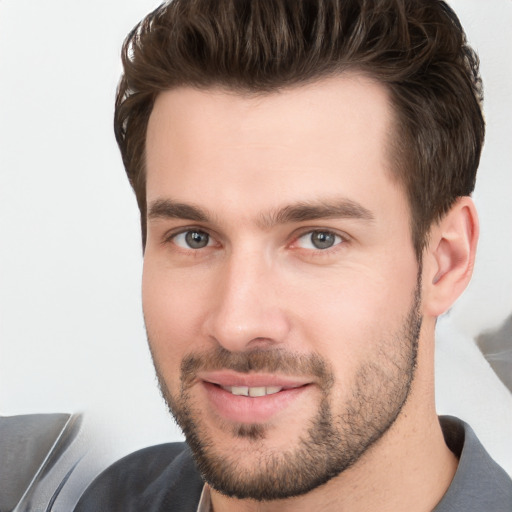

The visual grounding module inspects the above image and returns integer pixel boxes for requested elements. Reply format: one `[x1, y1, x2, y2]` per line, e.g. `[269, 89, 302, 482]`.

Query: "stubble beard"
[149, 278, 422, 501]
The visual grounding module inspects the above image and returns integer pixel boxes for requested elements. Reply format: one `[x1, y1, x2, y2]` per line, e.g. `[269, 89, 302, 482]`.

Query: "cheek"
[142, 258, 207, 374]
[290, 261, 418, 376]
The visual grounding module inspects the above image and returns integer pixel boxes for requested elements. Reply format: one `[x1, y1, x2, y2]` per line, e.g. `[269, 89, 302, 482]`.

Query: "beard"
[149, 277, 422, 502]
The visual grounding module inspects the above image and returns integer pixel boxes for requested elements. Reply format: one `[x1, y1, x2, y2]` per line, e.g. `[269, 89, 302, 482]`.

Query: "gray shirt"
[433, 416, 512, 511]
[75, 416, 512, 511]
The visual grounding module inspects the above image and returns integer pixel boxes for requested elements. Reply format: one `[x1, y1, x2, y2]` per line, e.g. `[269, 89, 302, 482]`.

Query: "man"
[75, 0, 512, 510]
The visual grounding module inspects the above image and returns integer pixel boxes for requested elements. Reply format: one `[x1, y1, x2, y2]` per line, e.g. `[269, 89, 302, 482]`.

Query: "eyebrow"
[148, 199, 210, 222]
[147, 198, 374, 227]
[258, 199, 375, 228]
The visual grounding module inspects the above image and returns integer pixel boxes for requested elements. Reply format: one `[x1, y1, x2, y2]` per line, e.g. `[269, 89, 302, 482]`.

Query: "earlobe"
[423, 197, 479, 317]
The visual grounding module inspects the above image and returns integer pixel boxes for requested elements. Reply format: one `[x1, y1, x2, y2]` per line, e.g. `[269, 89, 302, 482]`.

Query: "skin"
[142, 74, 478, 512]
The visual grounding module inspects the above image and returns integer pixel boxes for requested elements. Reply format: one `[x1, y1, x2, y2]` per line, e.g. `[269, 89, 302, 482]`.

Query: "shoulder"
[435, 416, 512, 511]
[74, 442, 204, 512]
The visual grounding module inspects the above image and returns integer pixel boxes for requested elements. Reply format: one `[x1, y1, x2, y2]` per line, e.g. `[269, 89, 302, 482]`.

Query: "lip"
[199, 371, 313, 424]
[198, 370, 312, 388]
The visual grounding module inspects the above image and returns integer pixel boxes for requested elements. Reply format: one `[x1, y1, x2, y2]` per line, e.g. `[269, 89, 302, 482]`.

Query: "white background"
[1, 0, 511, 506]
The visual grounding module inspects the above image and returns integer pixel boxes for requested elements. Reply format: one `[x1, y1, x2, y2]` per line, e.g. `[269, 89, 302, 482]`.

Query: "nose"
[203, 247, 291, 352]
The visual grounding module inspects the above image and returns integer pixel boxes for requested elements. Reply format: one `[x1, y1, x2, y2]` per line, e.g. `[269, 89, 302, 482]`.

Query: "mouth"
[197, 371, 313, 424]
[219, 385, 285, 397]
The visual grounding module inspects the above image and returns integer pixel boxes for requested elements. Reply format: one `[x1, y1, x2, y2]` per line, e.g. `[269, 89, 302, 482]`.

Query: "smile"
[198, 372, 314, 424]
[220, 385, 283, 397]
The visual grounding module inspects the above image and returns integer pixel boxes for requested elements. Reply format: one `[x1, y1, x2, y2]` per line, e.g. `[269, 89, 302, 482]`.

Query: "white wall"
[1, 0, 511, 508]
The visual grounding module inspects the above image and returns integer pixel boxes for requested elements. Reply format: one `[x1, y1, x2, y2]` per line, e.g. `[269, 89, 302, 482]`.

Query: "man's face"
[143, 75, 423, 500]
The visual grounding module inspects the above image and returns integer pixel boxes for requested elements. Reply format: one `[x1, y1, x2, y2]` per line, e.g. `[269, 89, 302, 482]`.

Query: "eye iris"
[185, 231, 209, 248]
[311, 231, 335, 249]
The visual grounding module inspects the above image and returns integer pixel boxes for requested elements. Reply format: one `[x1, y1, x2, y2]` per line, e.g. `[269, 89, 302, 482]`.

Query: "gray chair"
[477, 313, 512, 393]
[0, 413, 81, 512]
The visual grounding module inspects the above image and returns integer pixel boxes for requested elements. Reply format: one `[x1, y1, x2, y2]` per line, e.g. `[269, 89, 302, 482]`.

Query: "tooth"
[248, 387, 266, 397]
[231, 386, 249, 396]
[220, 385, 284, 396]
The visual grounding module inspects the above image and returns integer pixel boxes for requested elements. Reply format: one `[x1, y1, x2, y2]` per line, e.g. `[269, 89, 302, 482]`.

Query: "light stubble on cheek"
[146, 271, 422, 501]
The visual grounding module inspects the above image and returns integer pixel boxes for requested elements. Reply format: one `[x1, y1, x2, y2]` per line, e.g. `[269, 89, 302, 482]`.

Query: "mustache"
[180, 346, 334, 390]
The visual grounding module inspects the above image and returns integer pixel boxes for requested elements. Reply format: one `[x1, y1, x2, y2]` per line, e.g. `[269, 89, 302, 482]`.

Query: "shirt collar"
[196, 483, 212, 512]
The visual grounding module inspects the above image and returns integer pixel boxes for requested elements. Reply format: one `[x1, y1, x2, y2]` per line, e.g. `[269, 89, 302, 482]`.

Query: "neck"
[210, 326, 457, 512]
[211, 405, 457, 512]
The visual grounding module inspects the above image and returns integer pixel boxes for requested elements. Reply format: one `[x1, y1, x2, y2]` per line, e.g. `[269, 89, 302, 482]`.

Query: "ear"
[422, 197, 479, 317]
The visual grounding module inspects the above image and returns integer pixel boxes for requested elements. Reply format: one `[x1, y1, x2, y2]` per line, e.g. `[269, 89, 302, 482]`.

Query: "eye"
[295, 230, 343, 250]
[173, 230, 212, 249]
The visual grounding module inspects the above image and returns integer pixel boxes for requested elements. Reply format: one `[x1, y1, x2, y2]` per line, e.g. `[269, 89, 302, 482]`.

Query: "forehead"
[145, 75, 403, 221]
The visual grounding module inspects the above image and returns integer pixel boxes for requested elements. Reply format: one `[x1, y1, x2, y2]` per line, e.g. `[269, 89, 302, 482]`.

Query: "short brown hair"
[115, 0, 484, 258]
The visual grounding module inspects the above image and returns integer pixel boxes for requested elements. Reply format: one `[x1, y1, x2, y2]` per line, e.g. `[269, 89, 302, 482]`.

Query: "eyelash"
[163, 227, 349, 255]
[163, 227, 215, 249]
[290, 229, 348, 255]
